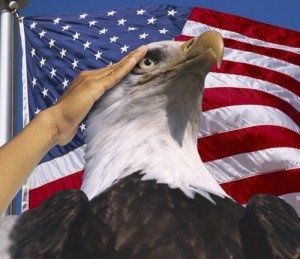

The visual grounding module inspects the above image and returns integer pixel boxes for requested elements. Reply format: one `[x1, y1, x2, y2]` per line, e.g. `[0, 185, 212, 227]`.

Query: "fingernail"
[137, 45, 147, 52]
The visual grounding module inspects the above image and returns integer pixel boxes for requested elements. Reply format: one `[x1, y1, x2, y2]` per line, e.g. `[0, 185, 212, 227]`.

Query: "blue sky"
[20, 0, 300, 31]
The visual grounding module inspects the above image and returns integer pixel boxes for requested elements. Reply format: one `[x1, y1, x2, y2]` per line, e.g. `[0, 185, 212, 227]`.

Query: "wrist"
[34, 108, 60, 148]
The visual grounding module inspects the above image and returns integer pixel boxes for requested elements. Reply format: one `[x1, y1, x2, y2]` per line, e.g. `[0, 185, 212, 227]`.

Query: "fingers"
[100, 45, 147, 90]
[80, 45, 147, 100]
[78, 45, 147, 78]
[114, 45, 147, 70]
[57, 45, 147, 110]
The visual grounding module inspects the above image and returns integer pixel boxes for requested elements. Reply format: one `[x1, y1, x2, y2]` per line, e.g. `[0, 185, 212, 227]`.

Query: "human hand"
[44, 45, 147, 146]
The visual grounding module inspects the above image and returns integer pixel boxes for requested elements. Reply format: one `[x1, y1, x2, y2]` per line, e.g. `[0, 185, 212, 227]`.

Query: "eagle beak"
[180, 31, 224, 69]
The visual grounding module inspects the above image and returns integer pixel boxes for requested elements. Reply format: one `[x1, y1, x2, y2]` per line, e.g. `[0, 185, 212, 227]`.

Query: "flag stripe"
[199, 125, 300, 162]
[223, 38, 300, 66]
[220, 168, 300, 204]
[223, 48, 299, 81]
[202, 88, 300, 125]
[181, 21, 300, 54]
[28, 168, 300, 210]
[175, 35, 300, 66]
[279, 193, 300, 215]
[29, 171, 84, 209]
[199, 105, 300, 137]
[206, 73, 300, 112]
[205, 147, 300, 183]
[188, 7, 300, 49]
[210, 61, 300, 96]
[28, 146, 85, 189]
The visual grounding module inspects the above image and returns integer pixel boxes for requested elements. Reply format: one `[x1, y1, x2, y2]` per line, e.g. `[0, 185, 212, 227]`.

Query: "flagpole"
[0, 0, 27, 215]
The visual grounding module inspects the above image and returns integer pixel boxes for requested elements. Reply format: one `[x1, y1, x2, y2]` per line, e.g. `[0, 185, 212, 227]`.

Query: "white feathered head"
[83, 31, 226, 201]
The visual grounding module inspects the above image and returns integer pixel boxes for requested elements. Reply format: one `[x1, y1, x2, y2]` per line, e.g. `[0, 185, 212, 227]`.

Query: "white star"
[31, 48, 36, 57]
[89, 20, 98, 27]
[50, 68, 57, 78]
[128, 27, 137, 31]
[32, 77, 37, 87]
[73, 32, 81, 40]
[147, 17, 157, 24]
[62, 25, 71, 31]
[117, 18, 127, 26]
[107, 10, 116, 16]
[159, 28, 169, 34]
[79, 123, 86, 132]
[120, 45, 129, 53]
[99, 28, 108, 35]
[35, 107, 41, 115]
[53, 17, 61, 25]
[49, 39, 55, 48]
[109, 36, 119, 43]
[167, 9, 177, 16]
[53, 98, 58, 104]
[137, 9, 146, 15]
[39, 57, 46, 67]
[79, 13, 88, 19]
[72, 59, 79, 69]
[62, 78, 69, 89]
[95, 51, 103, 60]
[39, 30, 46, 38]
[30, 22, 37, 30]
[83, 41, 91, 49]
[139, 32, 149, 39]
[60, 48, 67, 58]
[42, 87, 49, 97]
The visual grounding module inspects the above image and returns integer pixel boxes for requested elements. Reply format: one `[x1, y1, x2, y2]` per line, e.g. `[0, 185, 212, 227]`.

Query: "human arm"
[0, 46, 147, 214]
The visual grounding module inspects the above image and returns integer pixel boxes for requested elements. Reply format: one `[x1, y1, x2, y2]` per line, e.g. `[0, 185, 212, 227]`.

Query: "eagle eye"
[138, 57, 157, 69]
[132, 48, 164, 74]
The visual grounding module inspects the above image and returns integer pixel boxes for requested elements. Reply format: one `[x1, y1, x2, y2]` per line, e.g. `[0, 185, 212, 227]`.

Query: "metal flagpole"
[0, 0, 27, 215]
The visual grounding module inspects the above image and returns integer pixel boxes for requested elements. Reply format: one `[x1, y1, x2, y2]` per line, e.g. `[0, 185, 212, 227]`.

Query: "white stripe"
[19, 19, 30, 212]
[198, 105, 300, 137]
[280, 192, 300, 216]
[28, 145, 86, 190]
[205, 73, 300, 112]
[204, 147, 300, 183]
[224, 48, 300, 81]
[182, 20, 300, 54]
[20, 20, 30, 127]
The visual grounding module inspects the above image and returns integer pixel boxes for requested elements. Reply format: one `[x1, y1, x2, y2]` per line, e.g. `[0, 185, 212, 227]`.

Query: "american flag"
[20, 5, 300, 214]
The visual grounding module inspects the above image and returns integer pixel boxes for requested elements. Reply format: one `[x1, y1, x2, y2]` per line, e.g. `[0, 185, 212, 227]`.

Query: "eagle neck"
[82, 107, 227, 201]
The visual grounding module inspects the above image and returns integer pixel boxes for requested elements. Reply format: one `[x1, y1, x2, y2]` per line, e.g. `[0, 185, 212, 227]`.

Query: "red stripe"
[202, 87, 300, 125]
[175, 35, 300, 66]
[220, 168, 300, 204]
[189, 7, 300, 48]
[29, 171, 83, 209]
[175, 35, 194, 42]
[198, 125, 300, 162]
[211, 61, 300, 97]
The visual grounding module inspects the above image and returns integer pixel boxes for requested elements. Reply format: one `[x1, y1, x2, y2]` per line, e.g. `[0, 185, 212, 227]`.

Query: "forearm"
[0, 110, 56, 214]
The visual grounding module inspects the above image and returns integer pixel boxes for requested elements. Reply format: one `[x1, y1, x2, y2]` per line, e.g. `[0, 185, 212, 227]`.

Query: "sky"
[19, 0, 300, 31]
[10, 0, 299, 214]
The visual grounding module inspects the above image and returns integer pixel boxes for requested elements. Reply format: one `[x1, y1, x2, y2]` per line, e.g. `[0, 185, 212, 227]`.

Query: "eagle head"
[83, 31, 227, 201]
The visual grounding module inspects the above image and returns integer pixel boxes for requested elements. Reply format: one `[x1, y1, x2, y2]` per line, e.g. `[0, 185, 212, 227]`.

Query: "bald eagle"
[3, 32, 300, 259]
